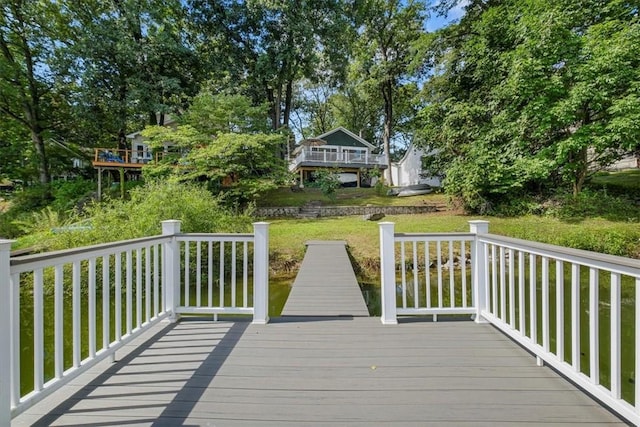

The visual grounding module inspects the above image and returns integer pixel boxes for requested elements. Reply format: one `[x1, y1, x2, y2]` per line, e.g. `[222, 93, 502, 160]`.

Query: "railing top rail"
[10, 235, 169, 273]
[480, 233, 640, 276]
[395, 232, 476, 241]
[177, 233, 254, 242]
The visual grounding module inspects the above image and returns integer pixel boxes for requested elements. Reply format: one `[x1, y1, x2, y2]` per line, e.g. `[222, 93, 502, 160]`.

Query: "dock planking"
[281, 240, 369, 317]
[13, 318, 626, 426]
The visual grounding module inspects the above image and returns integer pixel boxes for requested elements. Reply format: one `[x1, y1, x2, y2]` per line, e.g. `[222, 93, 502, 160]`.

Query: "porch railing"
[92, 148, 186, 165]
[289, 149, 387, 169]
[0, 220, 269, 424]
[379, 220, 640, 425]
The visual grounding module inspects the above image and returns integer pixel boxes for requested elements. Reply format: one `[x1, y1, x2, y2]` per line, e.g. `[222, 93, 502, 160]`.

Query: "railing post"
[0, 240, 14, 426]
[379, 222, 398, 325]
[252, 222, 270, 324]
[469, 220, 490, 323]
[162, 220, 181, 322]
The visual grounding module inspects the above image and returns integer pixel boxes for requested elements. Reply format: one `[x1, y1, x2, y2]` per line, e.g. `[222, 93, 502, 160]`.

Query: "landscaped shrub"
[544, 189, 640, 222]
[50, 178, 96, 213]
[312, 168, 341, 201]
[46, 180, 253, 250]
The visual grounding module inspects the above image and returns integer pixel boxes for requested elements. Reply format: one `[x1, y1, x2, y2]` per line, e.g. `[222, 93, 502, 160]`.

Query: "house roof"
[313, 127, 376, 150]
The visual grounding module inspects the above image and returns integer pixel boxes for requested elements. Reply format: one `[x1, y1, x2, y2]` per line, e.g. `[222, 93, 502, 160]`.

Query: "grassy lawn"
[258, 186, 448, 207]
[591, 169, 640, 190]
[268, 213, 640, 278]
[262, 179, 640, 277]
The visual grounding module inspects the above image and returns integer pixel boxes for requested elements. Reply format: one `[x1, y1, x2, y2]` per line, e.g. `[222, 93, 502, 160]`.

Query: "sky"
[426, 1, 468, 32]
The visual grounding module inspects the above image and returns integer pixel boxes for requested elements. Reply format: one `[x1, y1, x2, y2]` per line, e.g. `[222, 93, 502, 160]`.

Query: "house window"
[311, 146, 338, 161]
[343, 148, 367, 162]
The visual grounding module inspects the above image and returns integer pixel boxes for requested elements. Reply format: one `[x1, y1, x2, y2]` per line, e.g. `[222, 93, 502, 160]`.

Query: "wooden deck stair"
[281, 240, 369, 317]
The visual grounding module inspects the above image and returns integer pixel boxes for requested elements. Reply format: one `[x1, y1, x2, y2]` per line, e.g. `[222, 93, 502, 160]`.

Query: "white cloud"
[426, 0, 469, 31]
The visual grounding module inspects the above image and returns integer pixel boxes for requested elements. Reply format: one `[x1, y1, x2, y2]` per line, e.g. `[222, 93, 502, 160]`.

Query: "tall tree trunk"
[117, 82, 128, 149]
[283, 79, 293, 129]
[30, 127, 50, 186]
[381, 79, 394, 186]
[572, 108, 591, 196]
[265, 86, 278, 130]
[273, 88, 282, 130]
[572, 146, 588, 197]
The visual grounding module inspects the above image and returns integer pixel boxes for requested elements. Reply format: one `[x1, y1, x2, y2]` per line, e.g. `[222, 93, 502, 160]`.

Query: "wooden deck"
[12, 241, 627, 426]
[281, 240, 369, 317]
[13, 319, 625, 426]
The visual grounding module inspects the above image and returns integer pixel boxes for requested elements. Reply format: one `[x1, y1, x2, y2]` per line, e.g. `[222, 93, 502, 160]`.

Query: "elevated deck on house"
[12, 241, 627, 426]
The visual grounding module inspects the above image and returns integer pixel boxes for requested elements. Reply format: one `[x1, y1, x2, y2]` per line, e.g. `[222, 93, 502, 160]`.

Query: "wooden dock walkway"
[11, 241, 627, 426]
[281, 240, 369, 317]
[14, 318, 625, 426]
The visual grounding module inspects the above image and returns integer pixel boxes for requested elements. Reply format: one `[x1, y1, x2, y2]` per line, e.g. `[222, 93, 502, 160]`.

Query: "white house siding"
[609, 155, 639, 170]
[387, 144, 441, 187]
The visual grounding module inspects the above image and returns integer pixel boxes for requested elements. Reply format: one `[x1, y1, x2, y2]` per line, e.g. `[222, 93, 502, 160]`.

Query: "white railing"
[289, 148, 387, 170]
[379, 220, 640, 425]
[0, 220, 269, 424]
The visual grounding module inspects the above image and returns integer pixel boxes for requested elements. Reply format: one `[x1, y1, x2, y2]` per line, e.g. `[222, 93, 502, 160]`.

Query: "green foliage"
[7, 185, 53, 213]
[48, 181, 252, 250]
[50, 179, 95, 213]
[590, 170, 640, 199]
[312, 168, 342, 201]
[189, 0, 351, 130]
[142, 91, 288, 206]
[183, 91, 270, 135]
[351, 0, 427, 184]
[417, 0, 640, 211]
[0, 179, 95, 239]
[544, 189, 640, 222]
[11, 207, 64, 236]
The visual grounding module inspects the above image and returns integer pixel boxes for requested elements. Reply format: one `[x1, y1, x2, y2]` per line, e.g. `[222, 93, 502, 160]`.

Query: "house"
[91, 115, 179, 200]
[289, 127, 387, 188]
[387, 142, 441, 188]
[125, 115, 178, 164]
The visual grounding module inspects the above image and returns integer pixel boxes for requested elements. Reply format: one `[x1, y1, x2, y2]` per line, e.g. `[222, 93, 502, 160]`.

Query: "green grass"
[258, 186, 447, 207]
[591, 169, 640, 190]
[269, 214, 640, 277]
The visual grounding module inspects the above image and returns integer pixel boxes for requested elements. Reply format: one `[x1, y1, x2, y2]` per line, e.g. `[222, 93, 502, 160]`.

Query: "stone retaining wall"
[255, 205, 438, 218]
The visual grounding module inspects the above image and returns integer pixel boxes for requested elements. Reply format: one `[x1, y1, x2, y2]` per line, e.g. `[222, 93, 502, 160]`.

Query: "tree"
[141, 91, 288, 206]
[0, 1, 65, 188]
[417, 0, 640, 211]
[57, 0, 200, 149]
[329, 83, 382, 144]
[188, 0, 352, 134]
[290, 81, 337, 139]
[351, 0, 427, 185]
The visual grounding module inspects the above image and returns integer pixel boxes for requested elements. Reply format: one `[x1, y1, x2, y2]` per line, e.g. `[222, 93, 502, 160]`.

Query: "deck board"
[281, 240, 369, 317]
[14, 318, 626, 426]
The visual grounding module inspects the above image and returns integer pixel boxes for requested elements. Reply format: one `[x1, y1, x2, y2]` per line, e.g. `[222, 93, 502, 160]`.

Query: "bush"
[45, 181, 253, 250]
[556, 229, 638, 257]
[491, 195, 544, 217]
[7, 185, 52, 213]
[544, 189, 640, 222]
[312, 168, 341, 201]
[50, 178, 96, 213]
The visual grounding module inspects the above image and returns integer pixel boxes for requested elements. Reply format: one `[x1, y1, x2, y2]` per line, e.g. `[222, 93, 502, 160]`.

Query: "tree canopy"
[416, 0, 640, 211]
[141, 91, 288, 206]
[0, 0, 638, 211]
